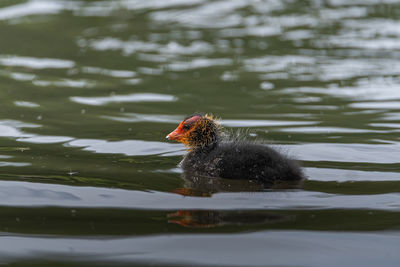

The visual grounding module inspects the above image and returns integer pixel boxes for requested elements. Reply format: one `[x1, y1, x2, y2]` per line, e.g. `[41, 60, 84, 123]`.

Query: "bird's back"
[182, 141, 303, 182]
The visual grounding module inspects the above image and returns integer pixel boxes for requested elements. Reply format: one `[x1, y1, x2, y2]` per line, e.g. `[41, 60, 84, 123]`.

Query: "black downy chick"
[166, 114, 304, 183]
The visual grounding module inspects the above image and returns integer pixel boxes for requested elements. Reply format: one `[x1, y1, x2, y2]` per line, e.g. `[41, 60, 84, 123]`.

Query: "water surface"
[0, 0, 400, 266]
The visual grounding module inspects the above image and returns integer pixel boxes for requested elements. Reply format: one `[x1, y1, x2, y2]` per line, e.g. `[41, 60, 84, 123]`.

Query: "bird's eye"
[183, 124, 191, 131]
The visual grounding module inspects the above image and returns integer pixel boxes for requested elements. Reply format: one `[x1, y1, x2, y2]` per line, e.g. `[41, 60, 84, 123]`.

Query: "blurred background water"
[0, 0, 400, 266]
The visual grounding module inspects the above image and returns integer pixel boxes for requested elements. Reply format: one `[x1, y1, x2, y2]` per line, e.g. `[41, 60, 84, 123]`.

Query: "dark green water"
[0, 0, 400, 266]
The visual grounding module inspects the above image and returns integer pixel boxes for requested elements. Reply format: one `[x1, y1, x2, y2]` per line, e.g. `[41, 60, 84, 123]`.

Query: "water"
[0, 0, 400, 266]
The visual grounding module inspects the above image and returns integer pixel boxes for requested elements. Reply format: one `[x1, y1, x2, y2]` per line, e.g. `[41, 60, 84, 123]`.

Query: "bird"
[166, 113, 304, 184]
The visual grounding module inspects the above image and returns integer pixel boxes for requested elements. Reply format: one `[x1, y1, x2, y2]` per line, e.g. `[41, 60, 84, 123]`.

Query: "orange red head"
[166, 115, 202, 143]
[166, 114, 220, 149]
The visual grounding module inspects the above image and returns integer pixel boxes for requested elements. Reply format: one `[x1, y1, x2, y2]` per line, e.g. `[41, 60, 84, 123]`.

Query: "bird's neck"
[190, 140, 218, 153]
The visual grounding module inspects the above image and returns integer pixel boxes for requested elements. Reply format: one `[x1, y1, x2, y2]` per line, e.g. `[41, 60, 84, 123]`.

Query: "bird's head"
[166, 114, 221, 149]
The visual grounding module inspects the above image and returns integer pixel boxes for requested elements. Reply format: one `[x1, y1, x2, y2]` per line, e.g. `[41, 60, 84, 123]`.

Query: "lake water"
[0, 0, 400, 266]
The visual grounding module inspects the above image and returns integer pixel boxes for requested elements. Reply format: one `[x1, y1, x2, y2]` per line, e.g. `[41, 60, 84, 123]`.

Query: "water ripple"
[0, 181, 399, 211]
[13, 101, 40, 108]
[17, 136, 73, 144]
[67, 139, 181, 156]
[82, 66, 136, 78]
[0, 0, 63, 20]
[349, 101, 400, 110]
[166, 58, 233, 71]
[283, 78, 400, 101]
[305, 167, 400, 182]
[70, 93, 177, 106]
[0, 161, 30, 167]
[222, 120, 318, 127]
[0, 231, 399, 266]
[103, 113, 182, 124]
[280, 127, 386, 134]
[33, 78, 96, 88]
[0, 120, 38, 138]
[0, 55, 75, 69]
[286, 143, 400, 164]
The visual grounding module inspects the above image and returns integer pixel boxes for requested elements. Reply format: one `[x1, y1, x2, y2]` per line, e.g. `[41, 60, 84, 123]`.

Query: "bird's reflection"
[167, 210, 293, 228]
[172, 171, 304, 197]
[169, 172, 301, 228]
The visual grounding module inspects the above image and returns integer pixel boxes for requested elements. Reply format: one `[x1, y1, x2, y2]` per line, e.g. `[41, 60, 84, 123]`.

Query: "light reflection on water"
[0, 0, 400, 265]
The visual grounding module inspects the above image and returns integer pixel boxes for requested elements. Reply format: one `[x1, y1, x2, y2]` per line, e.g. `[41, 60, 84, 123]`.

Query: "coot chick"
[166, 114, 304, 183]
